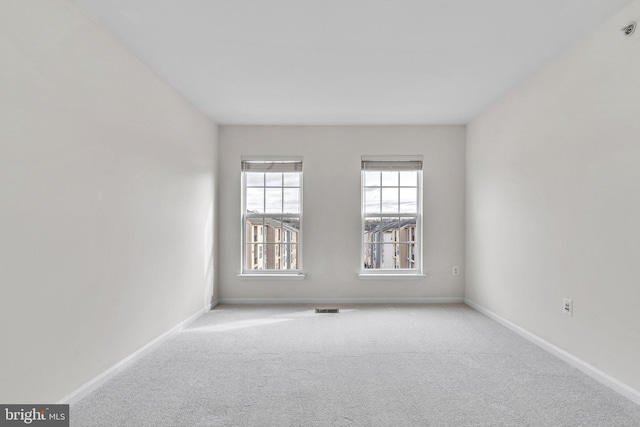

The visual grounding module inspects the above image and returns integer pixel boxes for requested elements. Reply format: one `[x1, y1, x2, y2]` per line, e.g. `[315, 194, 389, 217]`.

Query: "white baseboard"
[464, 298, 640, 406]
[59, 304, 211, 405]
[218, 297, 464, 305]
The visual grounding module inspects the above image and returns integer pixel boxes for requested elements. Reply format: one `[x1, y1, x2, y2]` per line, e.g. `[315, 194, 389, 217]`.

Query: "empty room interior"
[2, 0, 640, 425]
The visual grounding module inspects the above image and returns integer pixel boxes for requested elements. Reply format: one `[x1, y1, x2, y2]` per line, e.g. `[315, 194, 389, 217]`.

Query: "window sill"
[358, 273, 426, 280]
[238, 273, 306, 281]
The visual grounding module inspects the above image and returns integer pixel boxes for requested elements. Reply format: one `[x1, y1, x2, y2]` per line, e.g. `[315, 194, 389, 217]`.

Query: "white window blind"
[361, 160, 422, 171]
[242, 160, 303, 173]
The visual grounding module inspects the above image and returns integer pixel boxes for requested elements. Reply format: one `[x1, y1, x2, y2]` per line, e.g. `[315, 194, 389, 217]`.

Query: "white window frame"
[240, 156, 304, 278]
[359, 156, 424, 277]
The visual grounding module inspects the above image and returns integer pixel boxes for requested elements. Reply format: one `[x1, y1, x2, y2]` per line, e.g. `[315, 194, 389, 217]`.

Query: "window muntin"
[242, 160, 302, 274]
[362, 160, 422, 272]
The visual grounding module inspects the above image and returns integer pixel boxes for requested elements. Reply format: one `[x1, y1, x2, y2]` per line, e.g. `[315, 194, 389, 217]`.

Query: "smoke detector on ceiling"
[622, 21, 636, 36]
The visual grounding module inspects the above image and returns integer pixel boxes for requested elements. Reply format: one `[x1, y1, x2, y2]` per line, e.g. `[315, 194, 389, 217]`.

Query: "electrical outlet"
[452, 266, 460, 276]
[563, 298, 573, 316]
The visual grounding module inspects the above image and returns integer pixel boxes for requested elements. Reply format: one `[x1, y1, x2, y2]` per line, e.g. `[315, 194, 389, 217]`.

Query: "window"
[241, 159, 302, 274]
[361, 158, 422, 273]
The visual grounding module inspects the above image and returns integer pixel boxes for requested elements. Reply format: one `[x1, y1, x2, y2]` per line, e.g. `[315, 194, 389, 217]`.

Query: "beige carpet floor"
[71, 304, 640, 426]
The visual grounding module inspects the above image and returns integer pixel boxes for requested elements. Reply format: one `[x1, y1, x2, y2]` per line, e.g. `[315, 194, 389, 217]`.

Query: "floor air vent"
[315, 308, 339, 314]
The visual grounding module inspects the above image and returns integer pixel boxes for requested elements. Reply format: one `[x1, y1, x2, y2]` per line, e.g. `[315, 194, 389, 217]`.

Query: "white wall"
[219, 126, 465, 302]
[467, 0, 640, 393]
[0, 1, 217, 402]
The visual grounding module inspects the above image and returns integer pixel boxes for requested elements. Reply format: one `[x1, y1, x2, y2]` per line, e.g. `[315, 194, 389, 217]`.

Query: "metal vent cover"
[315, 308, 339, 314]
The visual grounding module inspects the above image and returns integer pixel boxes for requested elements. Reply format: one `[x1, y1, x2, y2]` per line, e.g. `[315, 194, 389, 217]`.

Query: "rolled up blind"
[361, 160, 422, 171]
[241, 160, 303, 173]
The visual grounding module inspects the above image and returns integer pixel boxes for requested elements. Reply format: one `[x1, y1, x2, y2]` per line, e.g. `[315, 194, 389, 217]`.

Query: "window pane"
[397, 218, 417, 243]
[381, 171, 398, 186]
[363, 243, 376, 269]
[265, 188, 283, 213]
[364, 171, 380, 186]
[364, 188, 380, 213]
[265, 173, 282, 187]
[380, 243, 397, 269]
[245, 219, 264, 243]
[381, 217, 401, 242]
[399, 187, 417, 213]
[281, 218, 300, 243]
[396, 243, 417, 269]
[246, 172, 264, 187]
[283, 188, 300, 213]
[400, 171, 417, 187]
[260, 218, 280, 243]
[283, 172, 300, 187]
[279, 244, 298, 269]
[364, 217, 381, 240]
[245, 244, 263, 270]
[381, 188, 398, 213]
[263, 244, 277, 269]
[246, 188, 264, 213]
